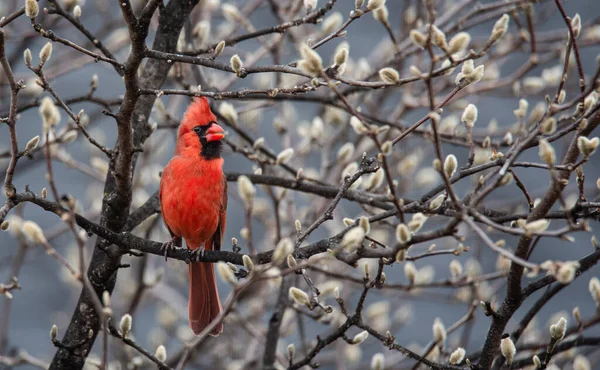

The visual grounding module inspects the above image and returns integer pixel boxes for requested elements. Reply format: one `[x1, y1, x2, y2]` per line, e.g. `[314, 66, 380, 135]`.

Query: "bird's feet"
[161, 236, 182, 261]
[189, 245, 205, 263]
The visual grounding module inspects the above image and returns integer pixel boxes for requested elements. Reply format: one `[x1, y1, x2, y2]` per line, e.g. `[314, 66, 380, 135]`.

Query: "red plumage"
[159, 97, 227, 336]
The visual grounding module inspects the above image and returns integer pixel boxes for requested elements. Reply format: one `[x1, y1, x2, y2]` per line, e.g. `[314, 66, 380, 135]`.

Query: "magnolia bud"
[230, 54, 243, 74]
[155, 345, 167, 362]
[242, 255, 254, 272]
[489, 14, 510, 45]
[39, 42, 53, 65]
[461, 104, 478, 127]
[549, 317, 567, 340]
[25, 0, 39, 18]
[237, 175, 255, 206]
[432, 318, 446, 343]
[500, 335, 516, 365]
[351, 330, 369, 344]
[24, 49, 32, 67]
[289, 287, 310, 306]
[276, 148, 294, 165]
[216, 261, 236, 284]
[378, 68, 400, 83]
[120, 314, 132, 337]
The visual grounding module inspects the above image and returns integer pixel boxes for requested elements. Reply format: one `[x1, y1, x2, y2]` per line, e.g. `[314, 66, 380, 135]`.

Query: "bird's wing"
[211, 177, 227, 252]
[159, 167, 182, 248]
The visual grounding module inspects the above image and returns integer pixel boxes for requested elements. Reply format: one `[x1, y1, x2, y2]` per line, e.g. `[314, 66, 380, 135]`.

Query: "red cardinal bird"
[159, 97, 227, 336]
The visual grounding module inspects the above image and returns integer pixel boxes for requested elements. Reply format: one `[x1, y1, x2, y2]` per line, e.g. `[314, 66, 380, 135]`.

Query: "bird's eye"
[193, 126, 202, 133]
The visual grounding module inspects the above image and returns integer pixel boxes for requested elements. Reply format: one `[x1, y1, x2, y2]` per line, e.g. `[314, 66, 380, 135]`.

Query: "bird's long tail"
[188, 258, 223, 336]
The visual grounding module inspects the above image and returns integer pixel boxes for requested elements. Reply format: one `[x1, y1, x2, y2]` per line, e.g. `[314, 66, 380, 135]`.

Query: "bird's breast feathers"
[160, 156, 225, 246]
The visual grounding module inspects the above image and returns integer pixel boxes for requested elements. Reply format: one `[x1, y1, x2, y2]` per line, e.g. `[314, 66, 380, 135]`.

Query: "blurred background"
[1, 0, 600, 369]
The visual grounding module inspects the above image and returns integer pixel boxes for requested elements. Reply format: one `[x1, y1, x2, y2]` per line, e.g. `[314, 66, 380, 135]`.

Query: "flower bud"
[432, 318, 446, 343]
[155, 345, 167, 362]
[366, 0, 386, 11]
[540, 117, 556, 135]
[334, 47, 348, 66]
[24, 49, 32, 67]
[449, 347, 465, 365]
[230, 54, 243, 74]
[489, 14, 510, 45]
[340, 227, 365, 252]
[409, 30, 427, 49]
[448, 32, 471, 54]
[237, 175, 255, 206]
[73, 5, 82, 19]
[276, 148, 294, 165]
[25, 0, 39, 18]
[289, 287, 310, 306]
[50, 325, 58, 340]
[351, 330, 369, 344]
[214, 40, 226, 57]
[395, 223, 411, 244]
[303, 0, 317, 11]
[378, 67, 400, 83]
[273, 238, 293, 264]
[22, 221, 47, 244]
[500, 335, 516, 365]
[298, 43, 323, 76]
[216, 261, 236, 284]
[443, 154, 457, 177]
[218, 102, 238, 124]
[370, 353, 384, 370]
[120, 314, 132, 337]
[39, 42, 53, 65]
[577, 136, 599, 158]
[242, 255, 254, 272]
[461, 104, 478, 127]
[25, 136, 40, 152]
[549, 317, 567, 340]
[538, 139, 555, 165]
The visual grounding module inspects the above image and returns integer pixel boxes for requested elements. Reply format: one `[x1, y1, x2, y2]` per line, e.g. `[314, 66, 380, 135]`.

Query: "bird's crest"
[178, 97, 217, 138]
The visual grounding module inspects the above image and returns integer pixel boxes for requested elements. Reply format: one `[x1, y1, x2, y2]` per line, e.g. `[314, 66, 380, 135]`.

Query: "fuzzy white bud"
[370, 353, 384, 370]
[500, 336, 516, 365]
[409, 30, 427, 49]
[120, 314, 132, 337]
[489, 14, 510, 44]
[155, 345, 166, 362]
[340, 227, 365, 252]
[432, 317, 446, 343]
[351, 330, 369, 344]
[461, 104, 478, 127]
[39, 42, 53, 65]
[538, 139, 555, 165]
[366, 0, 386, 11]
[273, 238, 293, 264]
[230, 54, 243, 74]
[242, 255, 254, 272]
[303, 0, 317, 11]
[22, 221, 47, 244]
[577, 136, 599, 158]
[237, 175, 255, 206]
[298, 43, 323, 76]
[448, 32, 471, 54]
[216, 261, 236, 285]
[276, 148, 294, 165]
[25, 0, 39, 18]
[443, 154, 457, 177]
[218, 102, 238, 125]
[449, 347, 465, 365]
[549, 317, 567, 340]
[378, 67, 400, 83]
[289, 287, 310, 307]
[395, 223, 411, 244]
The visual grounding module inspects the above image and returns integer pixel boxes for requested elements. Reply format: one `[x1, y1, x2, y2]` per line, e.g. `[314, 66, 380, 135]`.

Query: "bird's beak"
[205, 123, 225, 142]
